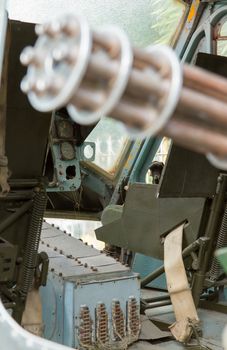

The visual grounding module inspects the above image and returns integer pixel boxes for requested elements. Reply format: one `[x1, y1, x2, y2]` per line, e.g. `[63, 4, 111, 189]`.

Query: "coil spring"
[20, 189, 47, 296]
[209, 203, 227, 281]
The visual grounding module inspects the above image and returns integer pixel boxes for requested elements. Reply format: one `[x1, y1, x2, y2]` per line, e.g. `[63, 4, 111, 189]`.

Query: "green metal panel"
[97, 183, 206, 259]
[216, 247, 227, 273]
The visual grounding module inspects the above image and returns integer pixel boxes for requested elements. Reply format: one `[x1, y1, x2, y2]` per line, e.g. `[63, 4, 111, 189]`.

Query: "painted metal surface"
[175, 0, 202, 57]
[182, 5, 227, 62]
[132, 255, 167, 290]
[48, 140, 95, 192]
[40, 222, 140, 348]
[97, 184, 206, 259]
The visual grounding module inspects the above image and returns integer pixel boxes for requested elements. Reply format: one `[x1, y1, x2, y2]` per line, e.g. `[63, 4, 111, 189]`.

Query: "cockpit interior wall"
[6, 21, 51, 179]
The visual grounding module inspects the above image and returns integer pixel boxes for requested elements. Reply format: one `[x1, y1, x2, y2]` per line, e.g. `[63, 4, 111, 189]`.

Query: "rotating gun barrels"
[20, 14, 227, 169]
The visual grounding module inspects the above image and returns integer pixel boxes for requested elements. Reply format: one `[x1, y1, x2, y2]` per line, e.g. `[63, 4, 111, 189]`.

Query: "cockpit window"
[216, 19, 227, 57]
[82, 0, 187, 176]
[149, 0, 187, 45]
[85, 119, 128, 176]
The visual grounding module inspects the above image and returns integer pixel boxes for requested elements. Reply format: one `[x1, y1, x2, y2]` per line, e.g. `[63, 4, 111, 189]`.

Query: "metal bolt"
[34, 78, 48, 94]
[20, 46, 35, 66]
[20, 76, 34, 93]
[38, 22, 61, 37]
[35, 24, 45, 36]
[62, 19, 79, 36]
[52, 45, 68, 61]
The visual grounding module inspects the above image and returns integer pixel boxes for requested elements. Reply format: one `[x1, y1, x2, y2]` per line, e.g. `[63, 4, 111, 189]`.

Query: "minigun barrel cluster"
[20, 14, 227, 169]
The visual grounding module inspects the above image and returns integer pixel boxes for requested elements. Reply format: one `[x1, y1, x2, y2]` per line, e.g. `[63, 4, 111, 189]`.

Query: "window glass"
[85, 0, 186, 175]
[217, 20, 227, 57]
[86, 119, 128, 175]
[153, 137, 171, 163]
[220, 21, 227, 37]
[149, 0, 186, 45]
